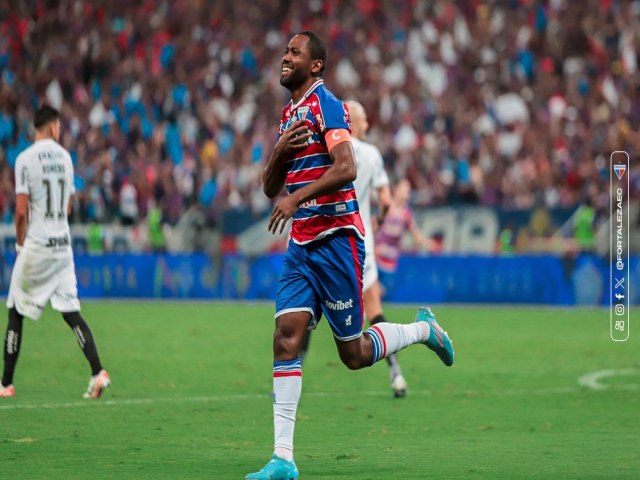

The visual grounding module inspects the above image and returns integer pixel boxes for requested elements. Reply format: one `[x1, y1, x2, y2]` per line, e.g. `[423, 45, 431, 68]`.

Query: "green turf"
[1, 303, 638, 479]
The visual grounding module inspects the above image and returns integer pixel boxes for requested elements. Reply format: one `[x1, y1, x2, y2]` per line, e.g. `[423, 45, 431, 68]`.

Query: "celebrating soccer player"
[0, 105, 110, 400]
[246, 32, 454, 480]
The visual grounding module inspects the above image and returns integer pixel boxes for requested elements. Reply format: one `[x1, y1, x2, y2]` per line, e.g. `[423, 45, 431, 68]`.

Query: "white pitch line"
[0, 382, 628, 411]
[577, 368, 638, 391]
[0, 394, 263, 411]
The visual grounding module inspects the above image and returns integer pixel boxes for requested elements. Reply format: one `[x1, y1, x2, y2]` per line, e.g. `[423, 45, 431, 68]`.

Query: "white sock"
[273, 358, 302, 462]
[367, 322, 429, 364]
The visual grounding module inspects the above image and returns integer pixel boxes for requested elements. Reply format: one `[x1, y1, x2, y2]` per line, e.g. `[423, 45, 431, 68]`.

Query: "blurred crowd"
[1, 0, 639, 233]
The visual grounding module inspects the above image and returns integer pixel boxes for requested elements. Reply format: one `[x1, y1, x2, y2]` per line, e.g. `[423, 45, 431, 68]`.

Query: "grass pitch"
[1, 302, 638, 479]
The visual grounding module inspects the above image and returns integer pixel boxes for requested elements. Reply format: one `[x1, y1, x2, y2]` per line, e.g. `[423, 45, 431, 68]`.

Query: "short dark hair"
[298, 31, 326, 76]
[34, 105, 60, 129]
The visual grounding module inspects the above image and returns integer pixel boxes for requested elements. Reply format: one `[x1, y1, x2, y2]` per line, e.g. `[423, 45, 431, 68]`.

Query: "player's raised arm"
[289, 130, 356, 206]
[267, 130, 356, 234]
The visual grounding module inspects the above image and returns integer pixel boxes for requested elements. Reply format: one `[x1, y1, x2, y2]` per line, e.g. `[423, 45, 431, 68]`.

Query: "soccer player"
[245, 32, 454, 480]
[375, 179, 433, 297]
[298, 100, 408, 398]
[0, 105, 111, 399]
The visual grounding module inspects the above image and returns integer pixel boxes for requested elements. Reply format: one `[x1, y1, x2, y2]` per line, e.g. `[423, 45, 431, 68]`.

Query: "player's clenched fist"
[275, 120, 311, 156]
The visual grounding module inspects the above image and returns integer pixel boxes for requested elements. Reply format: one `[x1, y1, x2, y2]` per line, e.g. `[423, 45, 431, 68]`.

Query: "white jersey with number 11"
[14, 138, 75, 249]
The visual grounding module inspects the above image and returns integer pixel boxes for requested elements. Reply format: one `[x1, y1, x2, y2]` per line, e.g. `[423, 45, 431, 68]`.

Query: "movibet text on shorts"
[325, 298, 354, 310]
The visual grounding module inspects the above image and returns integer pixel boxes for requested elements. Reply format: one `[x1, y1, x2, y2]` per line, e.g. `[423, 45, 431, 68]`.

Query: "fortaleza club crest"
[613, 164, 626, 180]
[296, 106, 310, 121]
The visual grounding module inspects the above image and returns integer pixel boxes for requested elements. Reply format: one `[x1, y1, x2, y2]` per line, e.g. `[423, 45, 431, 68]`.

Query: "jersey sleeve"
[371, 146, 389, 189]
[318, 95, 350, 134]
[15, 154, 29, 195]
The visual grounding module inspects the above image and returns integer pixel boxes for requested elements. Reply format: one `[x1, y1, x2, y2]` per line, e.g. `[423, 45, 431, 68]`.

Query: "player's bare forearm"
[267, 142, 356, 235]
[288, 141, 356, 206]
[377, 185, 392, 221]
[15, 216, 27, 246]
[262, 148, 287, 199]
[15, 194, 29, 246]
[411, 225, 432, 251]
[16, 217, 27, 246]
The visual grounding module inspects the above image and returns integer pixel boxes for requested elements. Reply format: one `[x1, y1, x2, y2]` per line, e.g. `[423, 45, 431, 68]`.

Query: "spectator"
[87, 221, 106, 255]
[574, 200, 596, 251]
[147, 202, 165, 253]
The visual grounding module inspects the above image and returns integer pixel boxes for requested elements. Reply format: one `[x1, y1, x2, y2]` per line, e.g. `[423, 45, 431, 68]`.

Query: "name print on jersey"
[38, 151, 64, 161]
[42, 163, 66, 174]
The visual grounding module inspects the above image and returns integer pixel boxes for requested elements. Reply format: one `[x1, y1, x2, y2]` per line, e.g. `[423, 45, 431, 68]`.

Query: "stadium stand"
[0, 0, 638, 253]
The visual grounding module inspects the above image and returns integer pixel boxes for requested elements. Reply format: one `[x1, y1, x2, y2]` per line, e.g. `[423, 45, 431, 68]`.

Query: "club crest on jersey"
[296, 106, 310, 121]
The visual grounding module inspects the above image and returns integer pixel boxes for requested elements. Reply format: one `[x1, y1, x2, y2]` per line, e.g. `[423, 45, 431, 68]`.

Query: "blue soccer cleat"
[245, 455, 299, 480]
[416, 306, 454, 366]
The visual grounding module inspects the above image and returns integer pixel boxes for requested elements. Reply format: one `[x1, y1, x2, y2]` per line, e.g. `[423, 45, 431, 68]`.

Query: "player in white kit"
[299, 100, 408, 397]
[0, 105, 110, 399]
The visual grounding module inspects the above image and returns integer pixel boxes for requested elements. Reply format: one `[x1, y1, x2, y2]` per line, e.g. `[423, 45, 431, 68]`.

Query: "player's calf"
[335, 337, 375, 370]
[62, 311, 105, 376]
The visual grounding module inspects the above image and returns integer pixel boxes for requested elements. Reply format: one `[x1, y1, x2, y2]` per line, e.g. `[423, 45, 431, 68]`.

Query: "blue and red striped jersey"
[278, 79, 365, 245]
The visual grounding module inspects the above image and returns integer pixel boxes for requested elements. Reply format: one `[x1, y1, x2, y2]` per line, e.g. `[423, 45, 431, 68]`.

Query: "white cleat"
[83, 369, 111, 399]
[391, 373, 407, 398]
[0, 383, 15, 398]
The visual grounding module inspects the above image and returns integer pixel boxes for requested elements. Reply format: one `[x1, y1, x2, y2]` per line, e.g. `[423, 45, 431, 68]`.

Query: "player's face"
[280, 35, 315, 90]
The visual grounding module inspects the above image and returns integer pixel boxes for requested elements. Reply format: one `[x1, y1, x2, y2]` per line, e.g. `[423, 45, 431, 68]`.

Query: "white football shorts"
[6, 242, 80, 320]
[362, 247, 379, 293]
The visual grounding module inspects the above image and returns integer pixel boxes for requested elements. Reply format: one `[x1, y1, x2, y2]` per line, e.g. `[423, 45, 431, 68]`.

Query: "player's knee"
[6, 308, 24, 335]
[8, 307, 24, 325]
